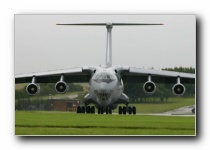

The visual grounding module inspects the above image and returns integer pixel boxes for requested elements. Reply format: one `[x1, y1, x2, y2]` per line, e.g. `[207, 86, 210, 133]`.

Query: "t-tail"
[106, 22, 113, 67]
[56, 22, 164, 67]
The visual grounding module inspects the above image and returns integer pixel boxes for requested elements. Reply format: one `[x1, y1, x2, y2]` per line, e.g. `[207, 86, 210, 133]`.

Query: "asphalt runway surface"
[113, 105, 195, 116]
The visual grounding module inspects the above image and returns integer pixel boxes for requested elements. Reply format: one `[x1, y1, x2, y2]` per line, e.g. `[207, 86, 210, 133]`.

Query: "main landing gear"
[77, 106, 95, 114]
[77, 105, 136, 115]
[118, 106, 136, 115]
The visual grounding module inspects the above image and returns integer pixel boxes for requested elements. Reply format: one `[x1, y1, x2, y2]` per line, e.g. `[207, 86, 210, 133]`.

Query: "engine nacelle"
[143, 81, 156, 94]
[55, 81, 68, 93]
[172, 83, 185, 96]
[26, 83, 40, 95]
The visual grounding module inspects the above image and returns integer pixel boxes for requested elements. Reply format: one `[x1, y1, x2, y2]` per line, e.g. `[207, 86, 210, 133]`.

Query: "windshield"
[93, 73, 115, 83]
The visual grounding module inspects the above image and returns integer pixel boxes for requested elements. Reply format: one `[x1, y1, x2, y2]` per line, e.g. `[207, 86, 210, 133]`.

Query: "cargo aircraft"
[15, 22, 195, 115]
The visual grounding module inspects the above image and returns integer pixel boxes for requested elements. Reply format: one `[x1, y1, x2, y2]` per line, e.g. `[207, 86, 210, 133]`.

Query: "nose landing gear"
[98, 106, 112, 114]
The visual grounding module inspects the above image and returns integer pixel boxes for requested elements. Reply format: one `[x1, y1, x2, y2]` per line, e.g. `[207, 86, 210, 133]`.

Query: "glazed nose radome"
[95, 82, 112, 101]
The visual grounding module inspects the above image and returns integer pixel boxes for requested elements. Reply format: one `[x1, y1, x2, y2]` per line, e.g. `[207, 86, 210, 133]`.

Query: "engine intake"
[143, 81, 156, 94]
[26, 76, 40, 95]
[172, 83, 185, 96]
[55, 75, 68, 93]
[26, 83, 40, 95]
[55, 81, 68, 93]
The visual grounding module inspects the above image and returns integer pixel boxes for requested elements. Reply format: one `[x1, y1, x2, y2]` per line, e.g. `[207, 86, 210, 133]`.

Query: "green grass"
[29, 91, 80, 100]
[15, 84, 27, 90]
[15, 111, 195, 136]
[15, 97, 195, 135]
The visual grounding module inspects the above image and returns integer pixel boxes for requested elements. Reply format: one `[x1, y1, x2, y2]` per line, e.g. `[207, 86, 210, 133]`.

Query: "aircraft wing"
[15, 67, 92, 83]
[121, 67, 195, 84]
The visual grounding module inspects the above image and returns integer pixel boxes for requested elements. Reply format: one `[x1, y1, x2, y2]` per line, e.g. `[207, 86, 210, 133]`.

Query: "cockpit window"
[94, 74, 112, 80]
[93, 73, 115, 83]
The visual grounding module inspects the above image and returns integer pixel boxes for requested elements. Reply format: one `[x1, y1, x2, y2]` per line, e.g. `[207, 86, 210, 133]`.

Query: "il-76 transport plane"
[15, 22, 195, 115]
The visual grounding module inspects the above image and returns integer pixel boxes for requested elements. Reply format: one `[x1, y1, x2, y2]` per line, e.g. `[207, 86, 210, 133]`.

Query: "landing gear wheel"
[98, 107, 101, 114]
[100, 107, 104, 114]
[77, 106, 81, 113]
[98, 106, 104, 114]
[109, 107, 112, 114]
[132, 106, 136, 114]
[123, 106, 126, 115]
[106, 107, 109, 114]
[90, 106, 95, 114]
[86, 106, 90, 113]
[119, 106, 122, 114]
[128, 106, 132, 114]
[81, 106, 85, 113]
[105, 107, 112, 114]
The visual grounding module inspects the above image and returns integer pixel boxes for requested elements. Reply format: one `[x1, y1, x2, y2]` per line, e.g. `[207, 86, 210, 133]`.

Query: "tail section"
[106, 22, 113, 67]
[56, 22, 163, 67]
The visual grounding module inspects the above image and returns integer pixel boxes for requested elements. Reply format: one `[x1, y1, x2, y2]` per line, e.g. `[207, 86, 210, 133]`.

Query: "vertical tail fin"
[56, 22, 163, 67]
[106, 23, 113, 67]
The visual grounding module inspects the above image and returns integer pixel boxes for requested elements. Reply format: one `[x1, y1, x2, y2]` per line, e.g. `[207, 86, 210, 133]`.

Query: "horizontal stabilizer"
[56, 23, 164, 26]
[56, 22, 164, 67]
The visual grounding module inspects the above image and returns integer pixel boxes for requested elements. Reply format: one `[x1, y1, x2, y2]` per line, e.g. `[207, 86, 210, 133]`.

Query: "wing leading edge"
[15, 67, 92, 83]
[121, 67, 195, 84]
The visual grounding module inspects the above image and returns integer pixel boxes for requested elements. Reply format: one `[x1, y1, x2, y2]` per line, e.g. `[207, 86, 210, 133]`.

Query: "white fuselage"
[87, 67, 124, 107]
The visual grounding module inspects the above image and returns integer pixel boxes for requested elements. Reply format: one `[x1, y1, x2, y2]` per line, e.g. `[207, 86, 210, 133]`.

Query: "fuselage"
[87, 67, 124, 108]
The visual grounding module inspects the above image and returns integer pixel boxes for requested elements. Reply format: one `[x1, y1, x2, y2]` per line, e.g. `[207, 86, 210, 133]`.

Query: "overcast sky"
[15, 14, 196, 74]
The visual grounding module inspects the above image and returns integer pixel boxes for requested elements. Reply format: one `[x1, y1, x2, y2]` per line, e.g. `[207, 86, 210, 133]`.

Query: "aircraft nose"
[99, 82, 109, 92]
[94, 83, 112, 102]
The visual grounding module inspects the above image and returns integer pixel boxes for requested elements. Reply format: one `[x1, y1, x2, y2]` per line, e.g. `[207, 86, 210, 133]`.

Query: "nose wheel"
[98, 106, 112, 114]
[118, 105, 136, 115]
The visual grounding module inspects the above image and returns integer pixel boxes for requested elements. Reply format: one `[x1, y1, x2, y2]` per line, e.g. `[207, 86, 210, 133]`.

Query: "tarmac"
[113, 105, 195, 116]
[141, 105, 195, 117]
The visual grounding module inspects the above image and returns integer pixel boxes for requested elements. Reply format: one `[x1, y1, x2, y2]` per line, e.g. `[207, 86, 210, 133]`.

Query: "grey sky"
[15, 14, 196, 74]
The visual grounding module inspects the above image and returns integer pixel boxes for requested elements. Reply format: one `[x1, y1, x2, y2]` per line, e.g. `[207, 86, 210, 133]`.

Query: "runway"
[158, 105, 195, 116]
[112, 105, 195, 117]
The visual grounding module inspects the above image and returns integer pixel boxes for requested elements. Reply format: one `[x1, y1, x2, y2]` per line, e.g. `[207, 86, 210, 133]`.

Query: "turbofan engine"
[143, 75, 156, 94]
[26, 76, 40, 95]
[172, 76, 185, 96]
[55, 74, 69, 93]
